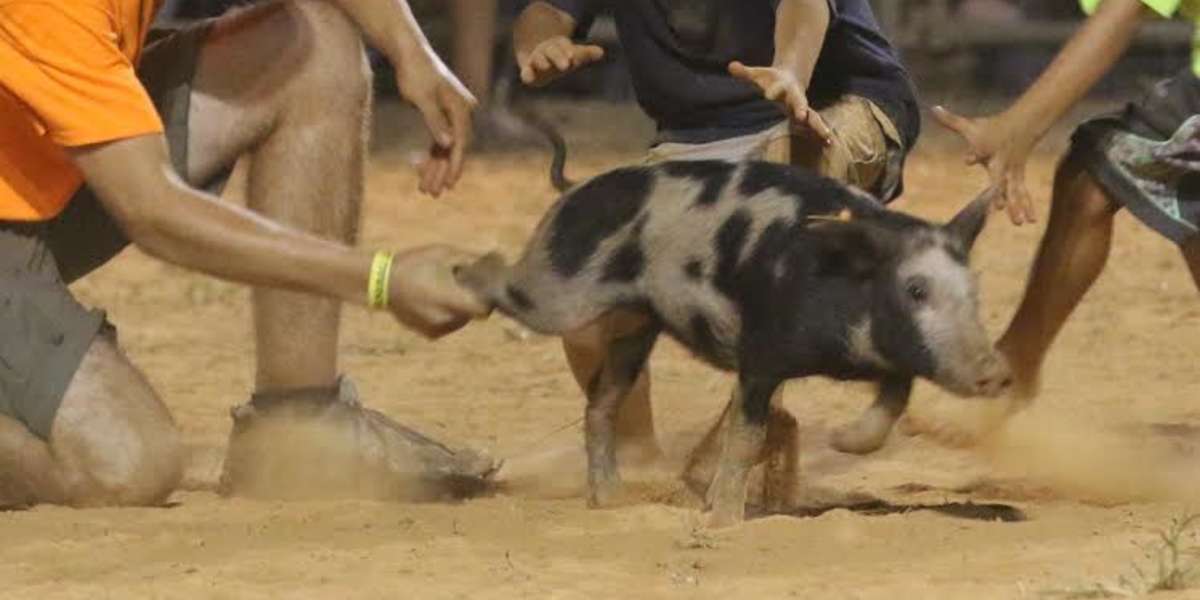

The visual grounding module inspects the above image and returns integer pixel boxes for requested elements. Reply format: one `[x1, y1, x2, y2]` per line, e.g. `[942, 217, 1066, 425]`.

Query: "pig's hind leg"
[577, 312, 660, 508]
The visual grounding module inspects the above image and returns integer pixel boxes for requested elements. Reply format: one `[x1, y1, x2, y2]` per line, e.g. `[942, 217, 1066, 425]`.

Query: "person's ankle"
[995, 337, 1040, 402]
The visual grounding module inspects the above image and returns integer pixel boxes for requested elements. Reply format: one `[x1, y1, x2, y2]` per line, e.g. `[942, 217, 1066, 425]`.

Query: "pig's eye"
[906, 278, 929, 303]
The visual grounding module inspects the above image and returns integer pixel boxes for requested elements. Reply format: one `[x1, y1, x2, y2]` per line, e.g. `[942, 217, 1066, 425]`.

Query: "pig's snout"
[970, 354, 1013, 398]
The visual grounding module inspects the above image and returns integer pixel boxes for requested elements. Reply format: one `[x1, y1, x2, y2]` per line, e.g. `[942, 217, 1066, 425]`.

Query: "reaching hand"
[387, 245, 492, 339]
[396, 55, 478, 197]
[517, 36, 605, 87]
[728, 61, 833, 145]
[932, 105, 1039, 226]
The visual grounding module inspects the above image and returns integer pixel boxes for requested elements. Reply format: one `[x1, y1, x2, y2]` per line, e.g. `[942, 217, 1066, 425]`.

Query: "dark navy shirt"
[542, 0, 920, 148]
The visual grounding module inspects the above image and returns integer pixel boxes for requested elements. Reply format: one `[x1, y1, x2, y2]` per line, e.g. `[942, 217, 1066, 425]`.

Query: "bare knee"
[1052, 158, 1118, 226]
[50, 338, 184, 507]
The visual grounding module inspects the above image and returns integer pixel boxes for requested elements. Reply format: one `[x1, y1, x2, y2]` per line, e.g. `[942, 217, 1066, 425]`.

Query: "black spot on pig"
[506, 285, 535, 311]
[689, 313, 722, 363]
[713, 210, 752, 298]
[548, 167, 653, 276]
[737, 162, 861, 218]
[662, 160, 736, 207]
[684, 259, 703, 281]
[602, 215, 649, 282]
[871, 286, 936, 378]
[602, 242, 646, 282]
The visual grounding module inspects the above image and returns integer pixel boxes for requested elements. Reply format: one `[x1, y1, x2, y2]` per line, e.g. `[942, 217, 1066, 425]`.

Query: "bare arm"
[772, 0, 831, 92]
[933, 0, 1146, 225]
[513, 1, 604, 87]
[729, 0, 834, 142]
[70, 134, 488, 338]
[325, 0, 477, 197]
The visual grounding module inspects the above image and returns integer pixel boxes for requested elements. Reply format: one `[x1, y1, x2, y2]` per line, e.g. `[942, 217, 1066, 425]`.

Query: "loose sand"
[5, 100, 1200, 599]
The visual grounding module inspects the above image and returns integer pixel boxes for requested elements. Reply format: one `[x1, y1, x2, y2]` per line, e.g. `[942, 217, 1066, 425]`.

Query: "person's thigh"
[0, 227, 182, 506]
[0, 227, 106, 439]
[183, 0, 370, 186]
[776, 96, 898, 193]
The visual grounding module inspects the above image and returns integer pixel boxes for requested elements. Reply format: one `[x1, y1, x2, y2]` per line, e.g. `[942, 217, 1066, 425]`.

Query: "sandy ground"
[5, 99, 1200, 599]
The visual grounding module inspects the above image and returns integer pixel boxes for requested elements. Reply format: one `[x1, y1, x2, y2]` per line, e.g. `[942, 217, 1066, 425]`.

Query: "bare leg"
[450, 0, 498, 105]
[0, 336, 182, 507]
[1183, 238, 1200, 292]
[186, 0, 370, 392]
[995, 157, 1119, 405]
[575, 313, 659, 507]
[185, 2, 498, 498]
[706, 376, 779, 528]
[564, 318, 662, 463]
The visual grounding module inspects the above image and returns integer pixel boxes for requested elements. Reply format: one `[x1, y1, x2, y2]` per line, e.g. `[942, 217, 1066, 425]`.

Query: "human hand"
[932, 105, 1039, 226]
[395, 55, 477, 197]
[517, 36, 605, 87]
[387, 245, 492, 339]
[728, 61, 833, 145]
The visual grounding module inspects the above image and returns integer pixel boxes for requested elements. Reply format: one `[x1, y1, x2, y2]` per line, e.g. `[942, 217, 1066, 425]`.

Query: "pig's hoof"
[831, 422, 887, 455]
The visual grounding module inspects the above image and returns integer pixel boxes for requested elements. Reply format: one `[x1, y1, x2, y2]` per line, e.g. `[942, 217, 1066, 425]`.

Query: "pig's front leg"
[706, 376, 781, 528]
[831, 376, 912, 455]
[581, 323, 660, 508]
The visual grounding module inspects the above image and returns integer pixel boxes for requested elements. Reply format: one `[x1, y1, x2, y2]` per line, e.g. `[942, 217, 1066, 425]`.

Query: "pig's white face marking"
[895, 234, 993, 396]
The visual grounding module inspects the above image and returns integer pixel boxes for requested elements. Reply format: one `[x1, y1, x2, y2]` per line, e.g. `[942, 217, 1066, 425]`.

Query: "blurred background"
[153, 0, 1195, 152]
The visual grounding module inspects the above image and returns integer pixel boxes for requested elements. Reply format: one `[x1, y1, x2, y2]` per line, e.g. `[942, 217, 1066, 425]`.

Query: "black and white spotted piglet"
[456, 160, 1011, 527]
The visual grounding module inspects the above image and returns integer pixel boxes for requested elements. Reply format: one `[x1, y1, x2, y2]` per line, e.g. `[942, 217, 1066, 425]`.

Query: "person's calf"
[189, 0, 372, 392]
[218, 377, 499, 501]
[996, 158, 1118, 408]
[1183, 237, 1200, 291]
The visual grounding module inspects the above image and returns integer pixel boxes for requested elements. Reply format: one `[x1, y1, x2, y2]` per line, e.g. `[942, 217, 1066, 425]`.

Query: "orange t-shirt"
[0, 0, 163, 221]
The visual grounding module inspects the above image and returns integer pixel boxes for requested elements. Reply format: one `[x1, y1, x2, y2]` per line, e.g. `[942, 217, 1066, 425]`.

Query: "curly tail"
[508, 104, 575, 192]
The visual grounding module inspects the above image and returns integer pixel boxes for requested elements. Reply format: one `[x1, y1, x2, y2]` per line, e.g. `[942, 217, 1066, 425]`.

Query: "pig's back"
[501, 161, 876, 344]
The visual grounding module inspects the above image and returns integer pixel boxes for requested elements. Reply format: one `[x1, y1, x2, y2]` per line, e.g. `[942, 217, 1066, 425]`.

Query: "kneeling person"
[0, 0, 492, 507]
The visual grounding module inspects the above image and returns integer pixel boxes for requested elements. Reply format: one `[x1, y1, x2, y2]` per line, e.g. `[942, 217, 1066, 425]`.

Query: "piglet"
[457, 160, 1010, 526]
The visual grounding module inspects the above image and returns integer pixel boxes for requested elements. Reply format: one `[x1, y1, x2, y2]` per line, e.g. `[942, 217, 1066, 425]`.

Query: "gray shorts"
[1072, 68, 1200, 245]
[645, 96, 908, 203]
[0, 23, 219, 439]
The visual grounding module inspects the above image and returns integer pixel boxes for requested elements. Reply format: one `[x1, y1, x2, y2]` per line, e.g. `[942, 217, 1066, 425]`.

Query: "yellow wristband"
[368, 251, 395, 310]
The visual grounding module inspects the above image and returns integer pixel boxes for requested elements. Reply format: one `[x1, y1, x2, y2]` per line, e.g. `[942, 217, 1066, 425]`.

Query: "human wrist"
[367, 250, 396, 310]
[992, 109, 1043, 156]
[381, 19, 438, 73]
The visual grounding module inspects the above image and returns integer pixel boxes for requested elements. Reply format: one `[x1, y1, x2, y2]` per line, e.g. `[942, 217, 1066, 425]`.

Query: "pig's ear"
[945, 188, 995, 250]
[809, 220, 900, 280]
